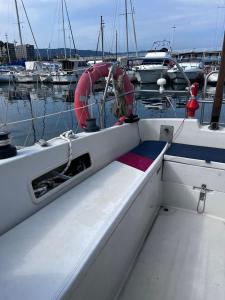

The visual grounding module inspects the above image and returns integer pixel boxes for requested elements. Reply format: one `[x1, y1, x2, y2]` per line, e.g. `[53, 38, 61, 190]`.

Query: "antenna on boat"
[171, 25, 176, 51]
[210, 31, 225, 130]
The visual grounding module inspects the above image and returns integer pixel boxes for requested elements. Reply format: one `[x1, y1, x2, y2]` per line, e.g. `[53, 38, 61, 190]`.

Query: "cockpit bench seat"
[164, 143, 225, 170]
[0, 140, 167, 300]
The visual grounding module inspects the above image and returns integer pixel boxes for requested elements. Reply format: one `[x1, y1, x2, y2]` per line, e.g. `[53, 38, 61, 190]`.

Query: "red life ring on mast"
[74, 62, 134, 129]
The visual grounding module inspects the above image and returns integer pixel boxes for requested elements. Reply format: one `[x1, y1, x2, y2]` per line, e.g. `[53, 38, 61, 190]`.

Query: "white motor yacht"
[167, 61, 204, 83]
[133, 49, 172, 84]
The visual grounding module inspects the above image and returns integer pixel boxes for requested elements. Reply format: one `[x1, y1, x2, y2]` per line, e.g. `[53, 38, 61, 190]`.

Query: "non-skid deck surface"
[118, 208, 225, 300]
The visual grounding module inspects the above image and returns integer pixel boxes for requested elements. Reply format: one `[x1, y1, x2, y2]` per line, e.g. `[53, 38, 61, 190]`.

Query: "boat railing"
[1, 108, 76, 127]
[1, 77, 222, 146]
[202, 70, 218, 97]
[198, 99, 225, 125]
[168, 58, 191, 89]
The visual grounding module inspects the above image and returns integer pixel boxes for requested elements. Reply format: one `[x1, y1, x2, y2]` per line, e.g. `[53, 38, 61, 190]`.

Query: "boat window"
[142, 59, 164, 65]
[32, 153, 91, 199]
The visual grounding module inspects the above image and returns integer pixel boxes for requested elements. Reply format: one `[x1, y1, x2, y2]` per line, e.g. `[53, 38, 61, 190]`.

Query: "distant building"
[0, 41, 16, 63]
[15, 44, 35, 61]
[7, 43, 17, 62]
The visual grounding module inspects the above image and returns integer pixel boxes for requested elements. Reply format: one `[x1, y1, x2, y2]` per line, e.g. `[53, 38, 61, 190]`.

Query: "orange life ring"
[74, 62, 134, 129]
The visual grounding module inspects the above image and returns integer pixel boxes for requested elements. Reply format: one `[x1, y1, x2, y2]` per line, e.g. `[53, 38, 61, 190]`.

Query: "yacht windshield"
[142, 59, 169, 65]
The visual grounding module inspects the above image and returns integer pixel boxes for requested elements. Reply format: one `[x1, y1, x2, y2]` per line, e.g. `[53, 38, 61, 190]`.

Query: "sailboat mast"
[125, 0, 129, 57]
[130, 0, 138, 57]
[61, 0, 67, 59]
[116, 30, 118, 60]
[101, 16, 104, 60]
[210, 31, 225, 129]
[5, 34, 11, 64]
[96, 30, 100, 57]
[63, 0, 77, 56]
[20, 0, 41, 60]
[14, 0, 23, 45]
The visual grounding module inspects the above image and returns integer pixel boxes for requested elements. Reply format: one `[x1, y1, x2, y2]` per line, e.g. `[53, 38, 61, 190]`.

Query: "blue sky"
[0, 0, 225, 52]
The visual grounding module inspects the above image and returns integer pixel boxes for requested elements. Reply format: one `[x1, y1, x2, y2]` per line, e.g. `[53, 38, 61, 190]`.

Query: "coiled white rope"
[0, 139, 10, 147]
[59, 130, 76, 175]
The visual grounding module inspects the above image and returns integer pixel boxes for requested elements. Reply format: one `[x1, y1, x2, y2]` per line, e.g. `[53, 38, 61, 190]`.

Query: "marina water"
[0, 82, 223, 146]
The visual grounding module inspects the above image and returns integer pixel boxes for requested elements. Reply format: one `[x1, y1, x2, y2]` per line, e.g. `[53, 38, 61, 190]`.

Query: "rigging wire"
[49, 0, 60, 52]
[20, 0, 41, 60]
[109, 0, 119, 53]
[63, 0, 77, 55]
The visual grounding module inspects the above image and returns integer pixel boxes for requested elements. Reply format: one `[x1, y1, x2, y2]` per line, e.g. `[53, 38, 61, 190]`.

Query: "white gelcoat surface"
[118, 208, 225, 300]
[0, 161, 143, 300]
[139, 118, 225, 148]
[0, 122, 140, 235]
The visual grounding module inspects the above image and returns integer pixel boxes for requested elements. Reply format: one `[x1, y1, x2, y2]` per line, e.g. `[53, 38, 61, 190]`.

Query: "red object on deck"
[191, 82, 199, 97]
[186, 82, 199, 118]
[115, 116, 126, 126]
[186, 98, 199, 118]
[74, 63, 134, 129]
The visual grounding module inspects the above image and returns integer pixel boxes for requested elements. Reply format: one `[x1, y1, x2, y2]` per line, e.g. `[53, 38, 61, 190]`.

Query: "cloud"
[0, 0, 223, 51]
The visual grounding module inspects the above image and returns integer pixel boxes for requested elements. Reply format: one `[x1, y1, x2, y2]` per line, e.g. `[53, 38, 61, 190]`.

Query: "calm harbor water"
[0, 81, 222, 146]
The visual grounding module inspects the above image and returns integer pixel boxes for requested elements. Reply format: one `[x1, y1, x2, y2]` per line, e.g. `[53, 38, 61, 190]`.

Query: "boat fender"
[186, 82, 199, 118]
[157, 78, 167, 94]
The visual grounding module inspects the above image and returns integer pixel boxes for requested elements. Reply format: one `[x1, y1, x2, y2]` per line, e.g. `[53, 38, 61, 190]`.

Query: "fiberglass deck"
[118, 207, 225, 300]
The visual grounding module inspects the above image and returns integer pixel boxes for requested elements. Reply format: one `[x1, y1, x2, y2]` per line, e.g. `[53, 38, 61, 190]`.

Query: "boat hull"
[16, 73, 39, 83]
[167, 70, 204, 83]
[135, 68, 168, 84]
[0, 74, 16, 83]
[51, 74, 79, 83]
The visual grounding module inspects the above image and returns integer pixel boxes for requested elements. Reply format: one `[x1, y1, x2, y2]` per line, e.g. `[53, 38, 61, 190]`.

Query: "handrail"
[203, 70, 218, 98]
[168, 58, 191, 92]
[199, 98, 225, 125]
